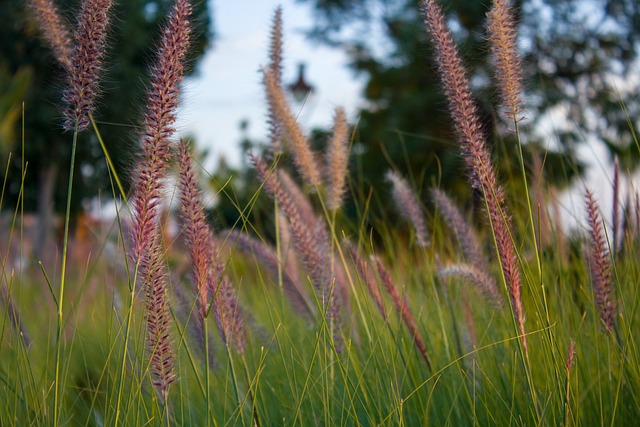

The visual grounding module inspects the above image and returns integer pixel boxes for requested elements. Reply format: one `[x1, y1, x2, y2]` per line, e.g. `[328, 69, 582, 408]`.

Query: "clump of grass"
[5, 1, 640, 425]
[420, 0, 526, 354]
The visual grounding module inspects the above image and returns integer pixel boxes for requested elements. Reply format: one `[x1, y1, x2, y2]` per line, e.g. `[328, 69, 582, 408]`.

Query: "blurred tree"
[0, 0, 211, 256]
[298, 0, 638, 204]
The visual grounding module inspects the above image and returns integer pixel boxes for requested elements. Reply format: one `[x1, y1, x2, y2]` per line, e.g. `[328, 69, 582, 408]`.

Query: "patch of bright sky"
[176, 0, 365, 170]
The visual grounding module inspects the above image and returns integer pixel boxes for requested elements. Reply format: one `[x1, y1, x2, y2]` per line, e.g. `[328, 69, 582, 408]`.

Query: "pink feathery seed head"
[177, 139, 212, 318]
[143, 237, 176, 397]
[141, 0, 192, 158]
[420, 1, 504, 206]
[421, 0, 524, 352]
[130, 0, 193, 264]
[27, 0, 73, 70]
[262, 69, 322, 188]
[267, 6, 284, 153]
[346, 242, 387, 320]
[486, 0, 525, 123]
[62, 0, 114, 131]
[431, 187, 487, 270]
[439, 264, 503, 309]
[584, 188, 616, 332]
[386, 171, 429, 248]
[210, 272, 247, 354]
[278, 170, 317, 227]
[326, 107, 350, 211]
[250, 153, 343, 342]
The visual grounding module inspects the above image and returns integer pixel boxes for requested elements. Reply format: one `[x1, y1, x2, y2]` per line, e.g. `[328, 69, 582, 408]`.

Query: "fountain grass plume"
[584, 188, 616, 333]
[438, 264, 503, 309]
[421, 0, 526, 354]
[278, 169, 317, 228]
[326, 107, 350, 211]
[177, 140, 211, 320]
[250, 153, 344, 351]
[27, 0, 74, 71]
[130, 0, 192, 266]
[210, 271, 247, 354]
[263, 69, 322, 188]
[267, 6, 284, 154]
[142, 236, 175, 398]
[129, 0, 193, 399]
[431, 187, 488, 271]
[386, 171, 429, 248]
[486, 0, 524, 123]
[62, 0, 114, 131]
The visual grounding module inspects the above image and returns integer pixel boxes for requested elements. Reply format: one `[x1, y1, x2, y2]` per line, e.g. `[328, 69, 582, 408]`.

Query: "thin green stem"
[53, 125, 79, 427]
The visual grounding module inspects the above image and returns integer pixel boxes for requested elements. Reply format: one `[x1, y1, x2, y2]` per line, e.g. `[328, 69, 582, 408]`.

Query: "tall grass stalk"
[53, 124, 78, 427]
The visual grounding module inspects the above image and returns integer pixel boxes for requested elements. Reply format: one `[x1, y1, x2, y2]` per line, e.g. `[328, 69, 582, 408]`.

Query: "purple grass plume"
[177, 140, 212, 324]
[178, 140, 247, 354]
[267, 6, 284, 155]
[346, 242, 387, 321]
[439, 264, 503, 309]
[584, 189, 616, 333]
[129, 0, 193, 400]
[486, 0, 525, 123]
[62, 0, 114, 131]
[431, 188, 488, 271]
[326, 107, 350, 211]
[421, 0, 526, 355]
[386, 171, 429, 248]
[262, 69, 322, 188]
[26, 0, 74, 71]
[250, 153, 344, 351]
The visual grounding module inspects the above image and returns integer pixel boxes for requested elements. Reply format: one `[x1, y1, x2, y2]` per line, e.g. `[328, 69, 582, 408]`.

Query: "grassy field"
[1, 0, 640, 425]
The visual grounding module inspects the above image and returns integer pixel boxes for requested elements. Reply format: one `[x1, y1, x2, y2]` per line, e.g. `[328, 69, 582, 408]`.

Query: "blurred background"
[1, 0, 640, 260]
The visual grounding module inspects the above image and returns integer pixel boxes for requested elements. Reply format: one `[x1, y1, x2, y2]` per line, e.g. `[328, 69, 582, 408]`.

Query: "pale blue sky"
[176, 0, 364, 169]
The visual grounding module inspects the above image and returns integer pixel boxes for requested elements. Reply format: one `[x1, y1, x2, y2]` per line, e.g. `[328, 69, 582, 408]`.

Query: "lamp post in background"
[288, 63, 314, 103]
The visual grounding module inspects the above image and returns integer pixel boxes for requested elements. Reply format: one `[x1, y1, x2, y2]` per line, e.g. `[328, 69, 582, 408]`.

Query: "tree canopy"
[298, 0, 640, 204]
